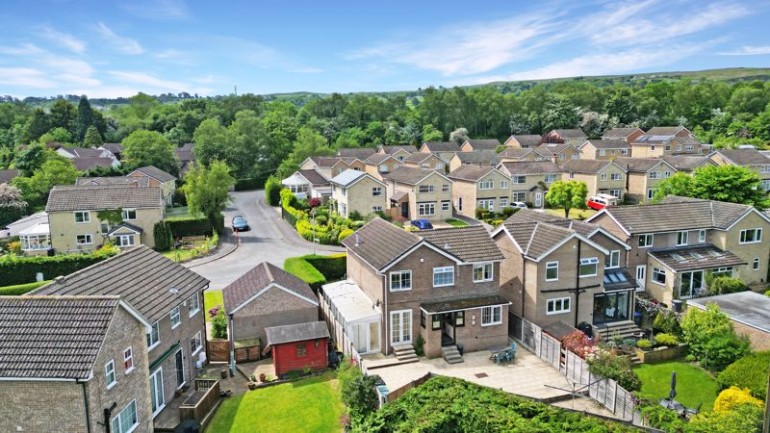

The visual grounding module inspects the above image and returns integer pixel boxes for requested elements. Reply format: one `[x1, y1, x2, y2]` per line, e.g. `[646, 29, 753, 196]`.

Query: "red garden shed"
[265, 321, 330, 377]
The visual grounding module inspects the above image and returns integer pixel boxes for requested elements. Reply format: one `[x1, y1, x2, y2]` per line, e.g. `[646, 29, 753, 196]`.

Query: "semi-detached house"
[448, 165, 510, 218]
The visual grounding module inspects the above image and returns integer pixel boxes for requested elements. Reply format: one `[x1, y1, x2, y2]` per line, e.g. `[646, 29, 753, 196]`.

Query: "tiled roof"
[59, 147, 108, 158]
[455, 150, 498, 165]
[223, 262, 316, 313]
[0, 296, 126, 379]
[714, 148, 770, 166]
[308, 156, 346, 167]
[505, 209, 598, 237]
[337, 148, 377, 159]
[596, 197, 755, 233]
[403, 153, 435, 164]
[581, 139, 630, 149]
[33, 246, 209, 322]
[464, 139, 500, 150]
[645, 126, 688, 136]
[331, 168, 367, 187]
[660, 155, 711, 171]
[535, 142, 576, 155]
[562, 159, 616, 174]
[505, 135, 542, 147]
[265, 321, 329, 346]
[447, 165, 496, 182]
[364, 153, 392, 165]
[421, 294, 510, 314]
[76, 176, 151, 187]
[383, 166, 439, 185]
[101, 143, 123, 154]
[550, 129, 587, 138]
[71, 157, 114, 171]
[176, 143, 195, 162]
[379, 145, 414, 155]
[601, 128, 642, 139]
[422, 141, 460, 152]
[0, 168, 19, 184]
[614, 157, 666, 172]
[650, 245, 747, 272]
[46, 185, 163, 212]
[502, 220, 575, 259]
[131, 165, 177, 183]
[342, 218, 420, 270]
[418, 225, 504, 262]
[298, 169, 330, 186]
[498, 160, 561, 176]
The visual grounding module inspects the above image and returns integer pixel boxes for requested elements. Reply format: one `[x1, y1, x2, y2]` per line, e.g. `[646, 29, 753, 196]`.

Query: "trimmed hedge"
[305, 253, 346, 282]
[165, 216, 214, 238]
[284, 253, 347, 291]
[0, 246, 119, 286]
[717, 351, 770, 400]
[0, 280, 51, 296]
[234, 176, 267, 191]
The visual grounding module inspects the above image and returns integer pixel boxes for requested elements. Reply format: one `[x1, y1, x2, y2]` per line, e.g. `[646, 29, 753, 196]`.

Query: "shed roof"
[265, 321, 329, 346]
[649, 245, 746, 272]
[222, 262, 317, 313]
[321, 280, 380, 324]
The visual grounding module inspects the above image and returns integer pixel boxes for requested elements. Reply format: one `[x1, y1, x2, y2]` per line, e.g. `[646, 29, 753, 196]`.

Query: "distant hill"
[8, 67, 770, 108]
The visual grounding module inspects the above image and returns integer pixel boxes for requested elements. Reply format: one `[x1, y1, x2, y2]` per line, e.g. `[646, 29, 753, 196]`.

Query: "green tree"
[276, 127, 334, 178]
[48, 99, 76, 135]
[264, 176, 282, 206]
[545, 180, 588, 217]
[342, 373, 379, 422]
[83, 125, 103, 146]
[13, 143, 47, 176]
[183, 160, 234, 230]
[421, 123, 443, 142]
[75, 96, 95, 142]
[25, 108, 50, 142]
[128, 92, 159, 121]
[681, 304, 750, 371]
[655, 165, 768, 209]
[122, 130, 178, 175]
[12, 154, 79, 209]
[653, 172, 694, 202]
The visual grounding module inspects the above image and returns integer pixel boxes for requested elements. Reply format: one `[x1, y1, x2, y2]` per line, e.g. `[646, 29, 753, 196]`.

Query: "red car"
[586, 194, 618, 211]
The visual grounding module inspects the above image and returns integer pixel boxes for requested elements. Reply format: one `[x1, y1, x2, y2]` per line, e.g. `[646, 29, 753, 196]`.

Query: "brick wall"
[0, 382, 88, 432]
[231, 286, 319, 345]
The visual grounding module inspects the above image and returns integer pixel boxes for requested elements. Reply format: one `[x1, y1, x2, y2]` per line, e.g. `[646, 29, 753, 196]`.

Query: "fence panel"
[539, 332, 560, 369]
[565, 351, 590, 387]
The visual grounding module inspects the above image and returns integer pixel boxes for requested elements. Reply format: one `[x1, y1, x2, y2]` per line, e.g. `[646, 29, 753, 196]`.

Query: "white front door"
[636, 265, 646, 288]
[150, 368, 165, 416]
[535, 192, 543, 207]
[390, 310, 412, 345]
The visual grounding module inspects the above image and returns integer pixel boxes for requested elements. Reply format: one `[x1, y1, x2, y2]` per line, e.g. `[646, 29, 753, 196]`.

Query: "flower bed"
[635, 344, 688, 364]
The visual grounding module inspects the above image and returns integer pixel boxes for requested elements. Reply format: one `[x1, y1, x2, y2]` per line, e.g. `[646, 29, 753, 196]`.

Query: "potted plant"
[259, 372, 267, 382]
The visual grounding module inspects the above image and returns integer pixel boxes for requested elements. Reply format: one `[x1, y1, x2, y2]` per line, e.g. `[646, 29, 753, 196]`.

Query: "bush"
[653, 333, 680, 347]
[713, 386, 764, 414]
[717, 351, 770, 400]
[165, 216, 214, 237]
[153, 221, 173, 252]
[343, 374, 380, 423]
[687, 402, 763, 433]
[265, 176, 282, 206]
[709, 276, 748, 295]
[636, 339, 652, 350]
[414, 335, 425, 357]
[0, 246, 119, 286]
[587, 350, 641, 391]
[652, 309, 681, 336]
[681, 304, 750, 372]
[315, 214, 328, 225]
[233, 176, 266, 191]
[212, 309, 228, 339]
[0, 280, 51, 296]
[349, 210, 363, 221]
[338, 228, 354, 243]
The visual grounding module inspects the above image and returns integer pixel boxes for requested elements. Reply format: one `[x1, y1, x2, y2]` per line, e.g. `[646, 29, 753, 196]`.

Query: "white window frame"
[500, 180, 509, 189]
[753, 257, 761, 270]
[170, 306, 181, 329]
[499, 198, 509, 208]
[418, 184, 434, 193]
[442, 184, 450, 192]
[372, 186, 382, 196]
[599, 173, 607, 182]
[740, 228, 763, 244]
[191, 331, 203, 356]
[389, 270, 412, 292]
[76, 234, 93, 245]
[610, 172, 622, 181]
[699, 229, 706, 243]
[546, 297, 571, 315]
[478, 180, 494, 190]
[605, 250, 620, 269]
[512, 175, 526, 184]
[544, 174, 557, 184]
[147, 321, 160, 350]
[432, 266, 455, 287]
[651, 267, 666, 286]
[417, 202, 435, 216]
[676, 231, 688, 246]
[647, 188, 655, 200]
[472, 262, 493, 283]
[105, 360, 117, 389]
[390, 309, 413, 345]
[188, 293, 200, 317]
[116, 234, 135, 247]
[511, 192, 526, 202]
[121, 209, 137, 220]
[441, 201, 450, 211]
[373, 205, 383, 212]
[123, 347, 134, 374]
[649, 171, 659, 179]
[74, 211, 90, 223]
[579, 257, 599, 277]
[111, 400, 138, 433]
[638, 234, 653, 248]
[481, 306, 502, 326]
[545, 261, 559, 281]
[599, 149, 606, 157]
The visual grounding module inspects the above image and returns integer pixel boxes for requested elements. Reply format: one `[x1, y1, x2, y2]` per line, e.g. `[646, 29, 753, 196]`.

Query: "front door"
[442, 313, 455, 346]
[401, 202, 409, 219]
[149, 368, 165, 416]
[636, 265, 646, 288]
[175, 349, 185, 388]
[390, 310, 412, 345]
[535, 192, 542, 207]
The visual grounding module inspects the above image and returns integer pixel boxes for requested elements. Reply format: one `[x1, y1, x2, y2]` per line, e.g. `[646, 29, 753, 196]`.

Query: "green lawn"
[445, 218, 469, 227]
[545, 208, 597, 220]
[634, 361, 719, 411]
[205, 372, 343, 433]
[203, 289, 223, 323]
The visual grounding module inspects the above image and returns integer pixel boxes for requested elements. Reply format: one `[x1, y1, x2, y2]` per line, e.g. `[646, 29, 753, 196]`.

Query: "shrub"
[338, 228, 354, 243]
[652, 309, 681, 336]
[165, 216, 214, 237]
[636, 339, 652, 350]
[404, 225, 419, 232]
[315, 214, 328, 225]
[349, 210, 363, 221]
[233, 177, 265, 191]
[764, 289, 770, 297]
[0, 246, 118, 286]
[713, 386, 763, 414]
[308, 197, 321, 208]
[0, 280, 51, 296]
[653, 333, 679, 347]
[717, 351, 770, 400]
[7, 241, 21, 254]
[153, 221, 173, 251]
[709, 276, 748, 295]
[343, 374, 379, 423]
[212, 309, 228, 339]
[681, 304, 750, 372]
[413, 335, 425, 356]
[265, 176, 282, 206]
[562, 330, 597, 359]
[587, 350, 641, 391]
[687, 402, 763, 433]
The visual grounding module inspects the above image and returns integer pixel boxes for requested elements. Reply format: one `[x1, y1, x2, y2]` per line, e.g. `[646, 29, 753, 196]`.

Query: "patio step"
[596, 321, 642, 342]
[441, 345, 464, 364]
[393, 345, 418, 362]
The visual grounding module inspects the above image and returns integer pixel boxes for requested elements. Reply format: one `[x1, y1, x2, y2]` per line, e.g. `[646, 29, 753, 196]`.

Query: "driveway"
[185, 190, 344, 290]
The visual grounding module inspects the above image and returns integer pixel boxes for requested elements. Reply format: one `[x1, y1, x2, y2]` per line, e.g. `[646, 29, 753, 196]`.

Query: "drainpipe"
[77, 378, 92, 433]
[520, 254, 526, 318]
[228, 313, 236, 377]
[383, 273, 388, 356]
[575, 240, 581, 329]
[103, 402, 117, 433]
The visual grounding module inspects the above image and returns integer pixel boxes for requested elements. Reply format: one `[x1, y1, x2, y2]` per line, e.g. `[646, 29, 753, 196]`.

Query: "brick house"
[330, 169, 388, 218]
[46, 184, 164, 252]
[660, 154, 715, 173]
[321, 219, 509, 359]
[543, 129, 587, 147]
[497, 161, 562, 208]
[377, 145, 414, 161]
[503, 134, 542, 148]
[614, 157, 677, 203]
[127, 166, 177, 206]
[419, 141, 461, 163]
[448, 150, 499, 172]
[535, 142, 582, 163]
[382, 166, 453, 222]
[709, 148, 770, 191]
[222, 261, 320, 367]
[0, 296, 153, 433]
[562, 159, 627, 201]
[492, 210, 635, 336]
[403, 152, 447, 171]
[578, 139, 630, 160]
[363, 153, 404, 180]
[300, 156, 357, 179]
[630, 126, 707, 158]
[33, 246, 209, 420]
[448, 165, 511, 218]
[265, 321, 330, 377]
[459, 138, 501, 152]
[588, 196, 770, 306]
[601, 127, 644, 143]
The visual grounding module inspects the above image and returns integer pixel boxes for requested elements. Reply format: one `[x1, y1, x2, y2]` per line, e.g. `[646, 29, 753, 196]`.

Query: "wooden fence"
[179, 379, 221, 424]
[385, 372, 433, 402]
[207, 340, 229, 363]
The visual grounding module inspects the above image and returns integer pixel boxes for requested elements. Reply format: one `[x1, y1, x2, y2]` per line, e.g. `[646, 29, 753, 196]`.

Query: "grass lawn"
[545, 208, 597, 220]
[203, 289, 223, 323]
[205, 372, 343, 433]
[634, 361, 719, 411]
[445, 218, 469, 227]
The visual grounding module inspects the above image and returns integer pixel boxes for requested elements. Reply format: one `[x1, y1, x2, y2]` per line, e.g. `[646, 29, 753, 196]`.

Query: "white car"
[511, 202, 528, 209]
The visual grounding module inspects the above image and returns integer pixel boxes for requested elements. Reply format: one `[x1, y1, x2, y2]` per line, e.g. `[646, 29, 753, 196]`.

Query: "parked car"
[232, 215, 250, 232]
[410, 219, 434, 230]
[511, 202, 528, 209]
[586, 194, 618, 211]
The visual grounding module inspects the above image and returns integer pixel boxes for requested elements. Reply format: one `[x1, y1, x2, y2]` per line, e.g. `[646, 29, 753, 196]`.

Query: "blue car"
[411, 219, 433, 230]
[232, 215, 250, 232]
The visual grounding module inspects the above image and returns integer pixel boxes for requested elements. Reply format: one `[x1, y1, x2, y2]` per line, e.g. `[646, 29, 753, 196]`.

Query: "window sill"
[188, 309, 200, 318]
[432, 283, 454, 288]
[192, 347, 203, 357]
[545, 278, 558, 282]
[481, 322, 502, 327]
[389, 288, 412, 292]
[107, 381, 117, 390]
[472, 278, 493, 283]
[171, 323, 181, 330]
[124, 367, 134, 375]
[546, 311, 570, 316]
[148, 342, 160, 352]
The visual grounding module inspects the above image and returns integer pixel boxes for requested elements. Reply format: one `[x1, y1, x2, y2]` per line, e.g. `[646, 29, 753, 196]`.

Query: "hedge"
[717, 351, 770, 400]
[0, 246, 119, 286]
[284, 253, 347, 291]
[305, 253, 346, 282]
[0, 280, 51, 296]
[165, 216, 214, 238]
[284, 257, 326, 291]
[234, 176, 268, 191]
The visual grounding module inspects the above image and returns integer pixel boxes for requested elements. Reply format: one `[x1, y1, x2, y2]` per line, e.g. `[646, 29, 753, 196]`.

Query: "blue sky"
[0, 0, 769, 98]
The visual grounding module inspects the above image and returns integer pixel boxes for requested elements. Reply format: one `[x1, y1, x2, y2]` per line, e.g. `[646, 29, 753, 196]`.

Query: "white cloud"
[720, 45, 770, 55]
[0, 67, 56, 88]
[96, 22, 144, 55]
[108, 70, 190, 91]
[0, 43, 44, 56]
[38, 25, 86, 54]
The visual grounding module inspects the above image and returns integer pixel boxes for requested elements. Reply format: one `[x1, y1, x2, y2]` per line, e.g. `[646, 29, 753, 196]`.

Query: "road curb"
[185, 234, 239, 268]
